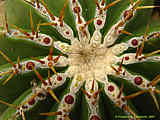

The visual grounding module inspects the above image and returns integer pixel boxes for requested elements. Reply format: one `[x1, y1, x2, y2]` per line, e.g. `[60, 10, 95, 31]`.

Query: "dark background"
[153, 0, 160, 17]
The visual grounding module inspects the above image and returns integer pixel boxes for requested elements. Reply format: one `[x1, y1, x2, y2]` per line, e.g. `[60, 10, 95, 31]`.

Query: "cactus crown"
[0, 0, 160, 120]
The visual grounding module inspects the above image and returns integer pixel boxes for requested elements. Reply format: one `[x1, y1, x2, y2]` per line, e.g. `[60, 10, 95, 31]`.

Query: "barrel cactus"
[0, 0, 160, 120]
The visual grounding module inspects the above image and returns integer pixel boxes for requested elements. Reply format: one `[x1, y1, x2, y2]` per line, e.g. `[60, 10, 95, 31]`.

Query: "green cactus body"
[0, 0, 160, 120]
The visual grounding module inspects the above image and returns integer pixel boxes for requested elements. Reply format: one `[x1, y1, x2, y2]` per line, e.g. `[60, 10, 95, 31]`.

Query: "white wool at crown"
[1, 0, 160, 120]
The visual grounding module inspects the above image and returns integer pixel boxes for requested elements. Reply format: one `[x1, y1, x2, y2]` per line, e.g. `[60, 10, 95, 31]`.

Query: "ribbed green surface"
[0, 0, 160, 120]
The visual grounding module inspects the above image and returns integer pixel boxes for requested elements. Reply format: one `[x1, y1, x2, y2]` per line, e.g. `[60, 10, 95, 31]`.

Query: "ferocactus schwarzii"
[0, 0, 160, 120]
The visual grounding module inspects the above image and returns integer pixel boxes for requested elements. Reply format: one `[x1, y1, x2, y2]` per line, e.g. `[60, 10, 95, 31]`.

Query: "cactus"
[0, 0, 160, 120]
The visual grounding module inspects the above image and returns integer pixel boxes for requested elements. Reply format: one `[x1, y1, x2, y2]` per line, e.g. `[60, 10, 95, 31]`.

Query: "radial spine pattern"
[0, 0, 160, 120]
